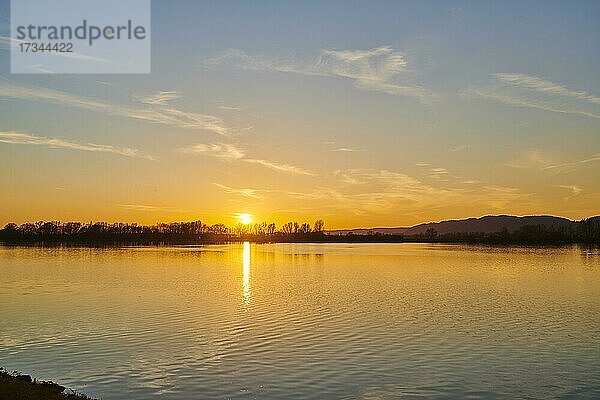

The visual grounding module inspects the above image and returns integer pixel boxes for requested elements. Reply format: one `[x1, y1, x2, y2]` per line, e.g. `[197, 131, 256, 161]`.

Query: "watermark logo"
[10, 0, 151, 74]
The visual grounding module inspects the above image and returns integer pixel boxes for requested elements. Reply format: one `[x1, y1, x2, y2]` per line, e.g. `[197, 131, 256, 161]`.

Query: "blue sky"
[0, 0, 599, 227]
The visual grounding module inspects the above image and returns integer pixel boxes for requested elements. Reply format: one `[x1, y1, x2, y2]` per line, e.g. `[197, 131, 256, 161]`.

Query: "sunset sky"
[0, 1, 599, 228]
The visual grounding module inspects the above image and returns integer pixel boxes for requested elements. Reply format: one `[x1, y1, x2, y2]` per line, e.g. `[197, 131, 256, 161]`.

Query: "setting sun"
[238, 213, 252, 225]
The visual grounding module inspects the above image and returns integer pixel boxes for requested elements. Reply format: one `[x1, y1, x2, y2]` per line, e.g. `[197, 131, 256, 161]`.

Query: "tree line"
[408, 218, 600, 244]
[0, 219, 326, 244]
[0, 217, 598, 244]
[337, 218, 600, 244]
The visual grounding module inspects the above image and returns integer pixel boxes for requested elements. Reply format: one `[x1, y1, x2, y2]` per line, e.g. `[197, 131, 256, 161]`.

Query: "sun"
[238, 213, 252, 225]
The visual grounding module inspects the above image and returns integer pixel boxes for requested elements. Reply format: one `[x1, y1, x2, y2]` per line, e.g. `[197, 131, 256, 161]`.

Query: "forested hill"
[328, 215, 593, 236]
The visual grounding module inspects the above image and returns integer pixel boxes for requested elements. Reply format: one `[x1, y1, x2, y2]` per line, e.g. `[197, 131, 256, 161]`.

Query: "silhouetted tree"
[2, 223, 18, 233]
[299, 223, 311, 234]
[425, 228, 438, 240]
[313, 219, 324, 232]
[282, 222, 294, 234]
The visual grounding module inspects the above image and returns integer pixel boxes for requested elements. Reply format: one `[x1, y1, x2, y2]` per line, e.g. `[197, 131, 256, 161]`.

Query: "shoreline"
[0, 368, 95, 400]
[2, 216, 598, 245]
[1, 238, 597, 247]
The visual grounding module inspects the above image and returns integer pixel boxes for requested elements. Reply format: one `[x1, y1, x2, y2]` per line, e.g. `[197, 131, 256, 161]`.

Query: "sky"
[0, 0, 599, 229]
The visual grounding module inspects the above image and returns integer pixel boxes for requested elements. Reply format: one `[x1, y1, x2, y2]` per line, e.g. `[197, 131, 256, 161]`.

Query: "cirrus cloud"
[178, 142, 245, 159]
[0, 83, 233, 136]
[207, 46, 438, 103]
[461, 73, 600, 119]
[179, 142, 316, 176]
[0, 131, 154, 160]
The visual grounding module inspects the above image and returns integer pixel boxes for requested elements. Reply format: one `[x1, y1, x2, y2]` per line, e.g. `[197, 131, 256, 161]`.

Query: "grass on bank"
[0, 368, 95, 400]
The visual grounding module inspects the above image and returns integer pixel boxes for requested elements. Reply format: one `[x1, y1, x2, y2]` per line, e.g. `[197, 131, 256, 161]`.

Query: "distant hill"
[328, 215, 581, 236]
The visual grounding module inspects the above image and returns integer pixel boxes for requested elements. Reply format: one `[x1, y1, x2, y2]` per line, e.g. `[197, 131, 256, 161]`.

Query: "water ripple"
[1, 244, 599, 399]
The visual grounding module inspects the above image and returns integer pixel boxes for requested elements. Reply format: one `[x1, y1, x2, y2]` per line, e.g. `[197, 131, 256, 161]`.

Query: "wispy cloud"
[213, 167, 532, 218]
[504, 149, 600, 173]
[554, 184, 583, 200]
[179, 142, 316, 176]
[543, 152, 600, 173]
[0, 83, 232, 135]
[335, 168, 442, 198]
[0, 131, 154, 160]
[213, 183, 262, 198]
[450, 145, 468, 152]
[207, 46, 437, 103]
[332, 168, 532, 213]
[178, 142, 245, 159]
[428, 167, 449, 180]
[218, 105, 243, 111]
[331, 147, 360, 152]
[474, 185, 532, 210]
[135, 91, 182, 106]
[496, 73, 600, 104]
[461, 73, 600, 119]
[504, 149, 556, 170]
[243, 158, 316, 176]
[430, 167, 448, 174]
[414, 162, 451, 179]
[117, 204, 189, 212]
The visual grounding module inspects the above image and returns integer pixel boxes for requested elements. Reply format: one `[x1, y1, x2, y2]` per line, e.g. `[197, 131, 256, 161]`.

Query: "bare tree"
[313, 219, 324, 232]
[282, 222, 294, 234]
[299, 223, 311, 233]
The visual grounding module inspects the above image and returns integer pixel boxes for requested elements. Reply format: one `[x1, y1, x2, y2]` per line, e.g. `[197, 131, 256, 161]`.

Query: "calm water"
[1, 243, 599, 399]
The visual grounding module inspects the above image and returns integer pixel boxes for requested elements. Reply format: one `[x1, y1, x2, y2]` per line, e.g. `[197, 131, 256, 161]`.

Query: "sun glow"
[238, 213, 252, 225]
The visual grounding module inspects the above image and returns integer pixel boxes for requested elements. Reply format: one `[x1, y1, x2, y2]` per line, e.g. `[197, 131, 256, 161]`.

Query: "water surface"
[1, 243, 599, 399]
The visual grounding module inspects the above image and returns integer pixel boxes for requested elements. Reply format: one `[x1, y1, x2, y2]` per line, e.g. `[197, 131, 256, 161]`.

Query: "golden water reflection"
[242, 241, 251, 306]
[1, 244, 599, 399]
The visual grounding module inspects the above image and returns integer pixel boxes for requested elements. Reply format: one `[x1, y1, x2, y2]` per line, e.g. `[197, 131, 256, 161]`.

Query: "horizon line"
[2, 213, 599, 232]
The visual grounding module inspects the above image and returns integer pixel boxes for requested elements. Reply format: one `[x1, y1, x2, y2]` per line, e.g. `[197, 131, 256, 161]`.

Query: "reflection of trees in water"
[578, 243, 600, 269]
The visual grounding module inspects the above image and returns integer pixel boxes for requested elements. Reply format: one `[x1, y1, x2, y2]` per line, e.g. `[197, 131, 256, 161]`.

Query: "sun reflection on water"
[242, 241, 251, 306]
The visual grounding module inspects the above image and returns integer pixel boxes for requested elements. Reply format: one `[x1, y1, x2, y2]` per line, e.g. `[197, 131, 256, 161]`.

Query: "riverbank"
[0, 368, 95, 400]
